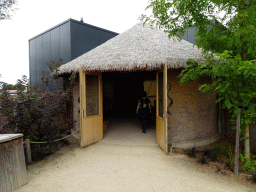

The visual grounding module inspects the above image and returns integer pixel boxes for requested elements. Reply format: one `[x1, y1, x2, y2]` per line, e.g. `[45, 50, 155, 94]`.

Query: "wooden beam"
[24, 139, 31, 164]
[234, 108, 241, 175]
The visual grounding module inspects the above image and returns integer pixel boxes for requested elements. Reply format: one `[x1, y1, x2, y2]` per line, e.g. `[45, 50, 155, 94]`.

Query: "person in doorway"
[136, 91, 152, 134]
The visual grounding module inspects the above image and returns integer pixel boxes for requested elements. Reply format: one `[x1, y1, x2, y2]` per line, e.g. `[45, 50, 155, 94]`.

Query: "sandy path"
[15, 118, 255, 192]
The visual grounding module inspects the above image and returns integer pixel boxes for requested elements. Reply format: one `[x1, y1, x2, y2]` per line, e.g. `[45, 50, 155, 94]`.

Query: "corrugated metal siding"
[36, 35, 44, 87]
[169, 27, 197, 45]
[29, 18, 118, 88]
[50, 27, 60, 64]
[29, 40, 37, 88]
[29, 21, 72, 88]
[188, 27, 196, 45]
[60, 22, 71, 65]
[180, 27, 197, 45]
[70, 21, 118, 60]
[43, 31, 51, 77]
[181, 28, 188, 42]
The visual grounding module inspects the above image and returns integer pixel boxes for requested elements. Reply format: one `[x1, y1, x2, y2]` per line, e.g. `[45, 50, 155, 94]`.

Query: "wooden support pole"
[244, 125, 250, 161]
[234, 108, 241, 175]
[217, 95, 222, 134]
[24, 139, 31, 164]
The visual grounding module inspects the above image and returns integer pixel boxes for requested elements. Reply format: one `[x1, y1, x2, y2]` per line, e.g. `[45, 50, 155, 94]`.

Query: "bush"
[197, 149, 219, 165]
[239, 153, 256, 175]
[213, 140, 235, 170]
[0, 60, 73, 161]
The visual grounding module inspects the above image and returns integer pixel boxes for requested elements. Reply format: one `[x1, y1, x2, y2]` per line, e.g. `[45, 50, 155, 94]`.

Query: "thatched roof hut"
[59, 21, 220, 151]
[58, 22, 206, 74]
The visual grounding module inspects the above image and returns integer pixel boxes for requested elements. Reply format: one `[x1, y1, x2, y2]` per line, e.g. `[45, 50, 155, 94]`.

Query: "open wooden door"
[156, 66, 168, 152]
[79, 69, 103, 147]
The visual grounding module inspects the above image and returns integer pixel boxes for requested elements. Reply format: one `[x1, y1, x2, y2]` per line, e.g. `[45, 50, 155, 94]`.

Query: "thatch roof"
[58, 22, 206, 74]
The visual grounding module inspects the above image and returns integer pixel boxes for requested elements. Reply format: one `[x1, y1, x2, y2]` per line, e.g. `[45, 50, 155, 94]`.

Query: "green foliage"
[239, 154, 256, 174]
[140, 2, 256, 124]
[179, 51, 256, 134]
[213, 141, 256, 174]
[213, 140, 235, 168]
[141, 0, 256, 166]
[1, 84, 17, 90]
[140, 0, 256, 60]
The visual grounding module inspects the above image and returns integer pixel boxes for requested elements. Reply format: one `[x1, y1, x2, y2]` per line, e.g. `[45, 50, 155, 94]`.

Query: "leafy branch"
[179, 50, 256, 133]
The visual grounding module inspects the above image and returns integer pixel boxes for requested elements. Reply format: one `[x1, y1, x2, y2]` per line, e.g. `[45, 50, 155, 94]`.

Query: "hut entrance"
[103, 71, 148, 118]
[79, 68, 168, 152]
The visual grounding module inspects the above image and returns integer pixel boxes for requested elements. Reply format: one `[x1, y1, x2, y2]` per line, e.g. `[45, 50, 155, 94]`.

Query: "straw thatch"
[58, 22, 206, 74]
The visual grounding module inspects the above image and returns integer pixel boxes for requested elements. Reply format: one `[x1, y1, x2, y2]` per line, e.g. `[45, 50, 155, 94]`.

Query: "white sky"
[0, 0, 152, 85]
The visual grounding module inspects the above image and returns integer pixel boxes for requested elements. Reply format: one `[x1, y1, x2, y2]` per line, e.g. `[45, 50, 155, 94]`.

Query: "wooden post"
[24, 139, 31, 164]
[244, 125, 250, 161]
[217, 95, 222, 134]
[234, 108, 241, 175]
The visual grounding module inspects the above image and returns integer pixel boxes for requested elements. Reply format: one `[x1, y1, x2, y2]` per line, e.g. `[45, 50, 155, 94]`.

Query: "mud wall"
[72, 77, 80, 138]
[167, 69, 219, 144]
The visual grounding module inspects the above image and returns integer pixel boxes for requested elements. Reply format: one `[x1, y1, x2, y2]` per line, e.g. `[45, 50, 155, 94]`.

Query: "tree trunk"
[234, 108, 241, 175]
[244, 125, 250, 161]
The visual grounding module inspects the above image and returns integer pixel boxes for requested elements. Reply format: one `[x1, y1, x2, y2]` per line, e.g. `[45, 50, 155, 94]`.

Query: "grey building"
[180, 27, 197, 44]
[169, 27, 197, 45]
[176, 19, 225, 45]
[29, 18, 118, 89]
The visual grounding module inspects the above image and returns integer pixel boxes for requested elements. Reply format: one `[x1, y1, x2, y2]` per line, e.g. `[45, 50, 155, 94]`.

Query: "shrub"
[213, 140, 235, 170]
[239, 153, 256, 175]
[203, 149, 219, 162]
[198, 154, 207, 164]
[0, 60, 73, 161]
[197, 149, 219, 165]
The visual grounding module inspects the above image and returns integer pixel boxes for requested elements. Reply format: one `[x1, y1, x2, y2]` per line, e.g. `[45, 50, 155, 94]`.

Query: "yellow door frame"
[156, 65, 168, 152]
[79, 69, 103, 147]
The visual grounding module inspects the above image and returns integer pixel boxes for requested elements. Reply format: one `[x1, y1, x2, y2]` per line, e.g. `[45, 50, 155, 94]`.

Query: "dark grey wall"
[29, 20, 72, 88]
[70, 20, 118, 60]
[180, 19, 221, 44]
[180, 27, 197, 45]
[29, 18, 118, 89]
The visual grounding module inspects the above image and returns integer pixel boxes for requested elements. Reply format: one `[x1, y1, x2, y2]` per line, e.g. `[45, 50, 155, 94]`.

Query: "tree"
[0, 0, 18, 21]
[3, 83, 17, 90]
[140, 0, 256, 59]
[140, 0, 256, 169]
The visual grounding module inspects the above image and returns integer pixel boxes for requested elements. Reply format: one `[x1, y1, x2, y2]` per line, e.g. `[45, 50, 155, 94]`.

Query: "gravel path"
[15, 118, 255, 192]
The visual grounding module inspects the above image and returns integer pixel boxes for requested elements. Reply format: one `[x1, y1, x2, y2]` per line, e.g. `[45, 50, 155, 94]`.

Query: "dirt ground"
[172, 144, 256, 189]
[14, 118, 256, 192]
[15, 134, 256, 192]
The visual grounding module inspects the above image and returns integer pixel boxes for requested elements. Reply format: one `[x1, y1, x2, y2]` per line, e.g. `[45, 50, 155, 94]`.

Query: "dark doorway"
[113, 72, 143, 117]
[103, 71, 156, 118]
[103, 71, 143, 118]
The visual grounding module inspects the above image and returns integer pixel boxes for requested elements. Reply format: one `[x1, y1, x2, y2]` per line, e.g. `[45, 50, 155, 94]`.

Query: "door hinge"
[83, 110, 84, 118]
